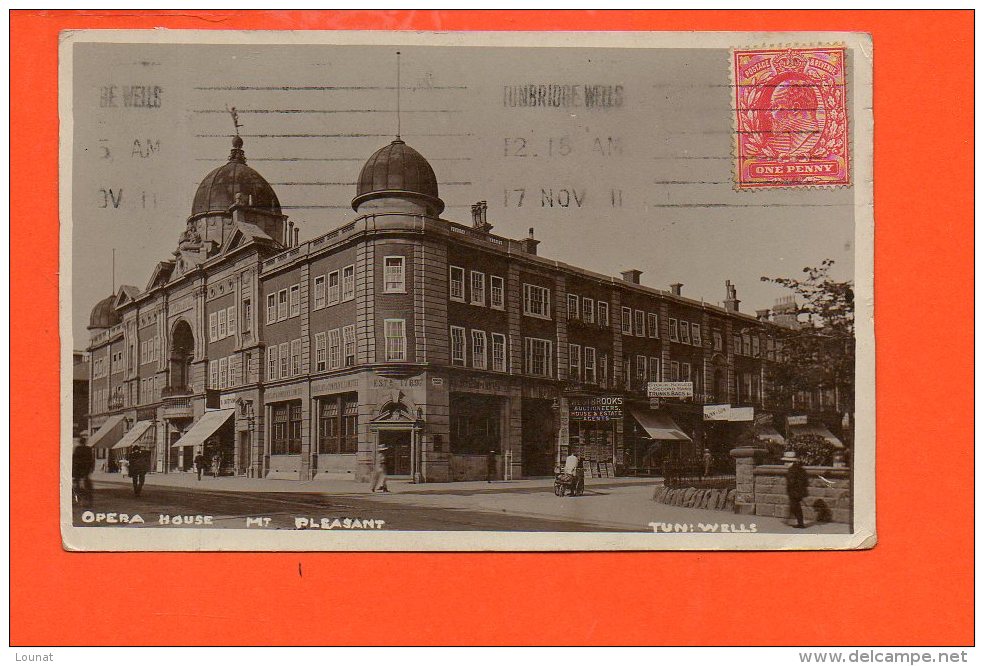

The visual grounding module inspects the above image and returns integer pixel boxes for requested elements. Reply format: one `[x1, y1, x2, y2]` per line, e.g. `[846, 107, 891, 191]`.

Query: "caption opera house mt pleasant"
[84, 133, 827, 483]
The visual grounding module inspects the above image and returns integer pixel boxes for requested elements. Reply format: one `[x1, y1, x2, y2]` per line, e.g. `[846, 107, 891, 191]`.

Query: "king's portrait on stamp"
[60, 30, 874, 551]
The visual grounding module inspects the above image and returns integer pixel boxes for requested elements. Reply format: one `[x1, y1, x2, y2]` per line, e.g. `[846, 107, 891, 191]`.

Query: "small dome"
[88, 295, 121, 330]
[352, 139, 444, 214]
[191, 137, 282, 219]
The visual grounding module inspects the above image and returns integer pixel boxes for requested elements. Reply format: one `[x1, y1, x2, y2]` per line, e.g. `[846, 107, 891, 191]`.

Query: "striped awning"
[112, 420, 154, 450]
[628, 408, 692, 442]
[171, 409, 235, 449]
[89, 414, 126, 449]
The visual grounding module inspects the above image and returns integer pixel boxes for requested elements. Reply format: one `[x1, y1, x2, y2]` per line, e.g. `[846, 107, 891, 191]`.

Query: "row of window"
[449, 267, 505, 310]
[139, 337, 161, 365]
[566, 294, 610, 327]
[269, 396, 361, 457]
[208, 354, 242, 390]
[620, 307, 661, 339]
[312, 325, 358, 372]
[270, 401, 303, 456]
[566, 344, 605, 384]
[92, 356, 109, 379]
[667, 317, 702, 346]
[317, 394, 359, 455]
[208, 306, 238, 343]
[449, 327, 508, 371]
[267, 339, 304, 381]
[733, 332, 775, 359]
[311, 264, 357, 311]
[139, 375, 163, 403]
[266, 284, 302, 324]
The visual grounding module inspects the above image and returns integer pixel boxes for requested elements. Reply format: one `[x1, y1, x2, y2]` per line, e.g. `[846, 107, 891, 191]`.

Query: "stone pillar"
[731, 445, 766, 515]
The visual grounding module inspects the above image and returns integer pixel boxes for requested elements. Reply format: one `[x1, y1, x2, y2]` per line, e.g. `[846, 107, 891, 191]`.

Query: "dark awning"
[171, 409, 235, 449]
[627, 408, 692, 442]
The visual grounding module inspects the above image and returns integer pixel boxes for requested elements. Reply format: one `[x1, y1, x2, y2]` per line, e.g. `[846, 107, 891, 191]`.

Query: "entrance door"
[379, 430, 412, 476]
[522, 399, 557, 476]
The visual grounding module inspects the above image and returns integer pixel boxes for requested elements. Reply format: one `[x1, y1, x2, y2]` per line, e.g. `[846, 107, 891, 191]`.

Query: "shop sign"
[704, 404, 732, 421]
[431, 377, 444, 386]
[569, 396, 623, 421]
[219, 393, 239, 410]
[704, 404, 755, 421]
[787, 414, 808, 426]
[647, 382, 693, 398]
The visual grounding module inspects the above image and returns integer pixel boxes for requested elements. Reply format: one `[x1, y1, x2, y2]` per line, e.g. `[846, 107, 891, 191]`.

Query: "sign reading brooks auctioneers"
[569, 396, 623, 421]
[647, 382, 694, 398]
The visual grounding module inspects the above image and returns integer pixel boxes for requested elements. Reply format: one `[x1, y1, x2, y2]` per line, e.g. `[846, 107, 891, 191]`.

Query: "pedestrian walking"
[703, 448, 713, 477]
[128, 445, 150, 497]
[369, 447, 389, 492]
[72, 439, 95, 506]
[119, 456, 129, 478]
[194, 452, 206, 481]
[783, 451, 809, 528]
[486, 449, 497, 483]
[211, 452, 221, 478]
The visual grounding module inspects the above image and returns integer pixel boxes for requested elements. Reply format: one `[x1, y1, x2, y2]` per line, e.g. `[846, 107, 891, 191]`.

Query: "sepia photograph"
[60, 30, 874, 550]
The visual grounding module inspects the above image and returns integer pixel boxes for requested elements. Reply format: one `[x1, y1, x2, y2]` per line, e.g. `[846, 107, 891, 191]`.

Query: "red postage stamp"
[733, 46, 849, 189]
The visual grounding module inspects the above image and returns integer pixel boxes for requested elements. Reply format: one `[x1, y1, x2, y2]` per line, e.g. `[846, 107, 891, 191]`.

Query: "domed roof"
[352, 139, 444, 214]
[191, 136, 282, 219]
[88, 295, 121, 330]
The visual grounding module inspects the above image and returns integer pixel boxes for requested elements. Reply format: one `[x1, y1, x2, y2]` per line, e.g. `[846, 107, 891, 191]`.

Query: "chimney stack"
[670, 282, 683, 296]
[723, 280, 740, 312]
[521, 227, 540, 255]
[471, 202, 482, 227]
[294, 226, 300, 247]
[287, 220, 294, 247]
[755, 308, 771, 321]
[621, 269, 643, 285]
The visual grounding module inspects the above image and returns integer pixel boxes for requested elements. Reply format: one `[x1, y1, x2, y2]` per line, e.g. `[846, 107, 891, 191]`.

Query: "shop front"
[623, 406, 693, 476]
[448, 392, 505, 481]
[170, 408, 236, 474]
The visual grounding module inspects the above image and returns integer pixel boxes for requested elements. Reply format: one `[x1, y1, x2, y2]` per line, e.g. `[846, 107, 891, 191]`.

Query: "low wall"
[751, 466, 851, 524]
[653, 485, 736, 512]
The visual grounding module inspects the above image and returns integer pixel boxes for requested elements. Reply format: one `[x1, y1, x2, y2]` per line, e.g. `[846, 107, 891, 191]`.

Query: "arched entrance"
[169, 320, 195, 390]
[369, 392, 423, 481]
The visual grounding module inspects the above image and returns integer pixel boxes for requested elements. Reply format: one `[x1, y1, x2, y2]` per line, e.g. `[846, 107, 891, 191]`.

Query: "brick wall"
[751, 466, 851, 524]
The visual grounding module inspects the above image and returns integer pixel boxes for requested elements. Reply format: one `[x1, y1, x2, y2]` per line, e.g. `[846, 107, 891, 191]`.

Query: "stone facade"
[85, 135, 843, 484]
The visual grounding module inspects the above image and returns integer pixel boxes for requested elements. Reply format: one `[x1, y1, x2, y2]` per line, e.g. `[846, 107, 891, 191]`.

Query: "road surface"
[72, 478, 633, 532]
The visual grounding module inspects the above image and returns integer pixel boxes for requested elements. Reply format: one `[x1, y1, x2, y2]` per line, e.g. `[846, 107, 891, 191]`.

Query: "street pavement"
[75, 471, 849, 534]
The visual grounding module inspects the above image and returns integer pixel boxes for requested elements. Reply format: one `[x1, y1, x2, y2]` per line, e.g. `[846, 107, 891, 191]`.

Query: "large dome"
[352, 139, 444, 214]
[88, 295, 121, 330]
[191, 136, 282, 219]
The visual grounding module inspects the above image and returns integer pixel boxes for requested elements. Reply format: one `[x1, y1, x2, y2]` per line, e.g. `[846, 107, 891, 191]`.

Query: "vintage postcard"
[59, 30, 874, 551]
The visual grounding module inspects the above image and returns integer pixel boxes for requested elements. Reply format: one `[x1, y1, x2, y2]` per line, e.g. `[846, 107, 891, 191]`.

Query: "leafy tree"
[761, 259, 855, 419]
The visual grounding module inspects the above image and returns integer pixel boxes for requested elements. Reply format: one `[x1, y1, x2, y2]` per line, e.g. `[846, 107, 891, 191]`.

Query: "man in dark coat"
[486, 450, 497, 483]
[194, 451, 206, 481]
[72, 439, 95, 506]
[783, 451, 809, 528]
[128, 445, 151, 497]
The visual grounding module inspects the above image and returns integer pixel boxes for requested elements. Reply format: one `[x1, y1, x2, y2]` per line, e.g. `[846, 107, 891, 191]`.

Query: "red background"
[10, 10, 974, 646]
